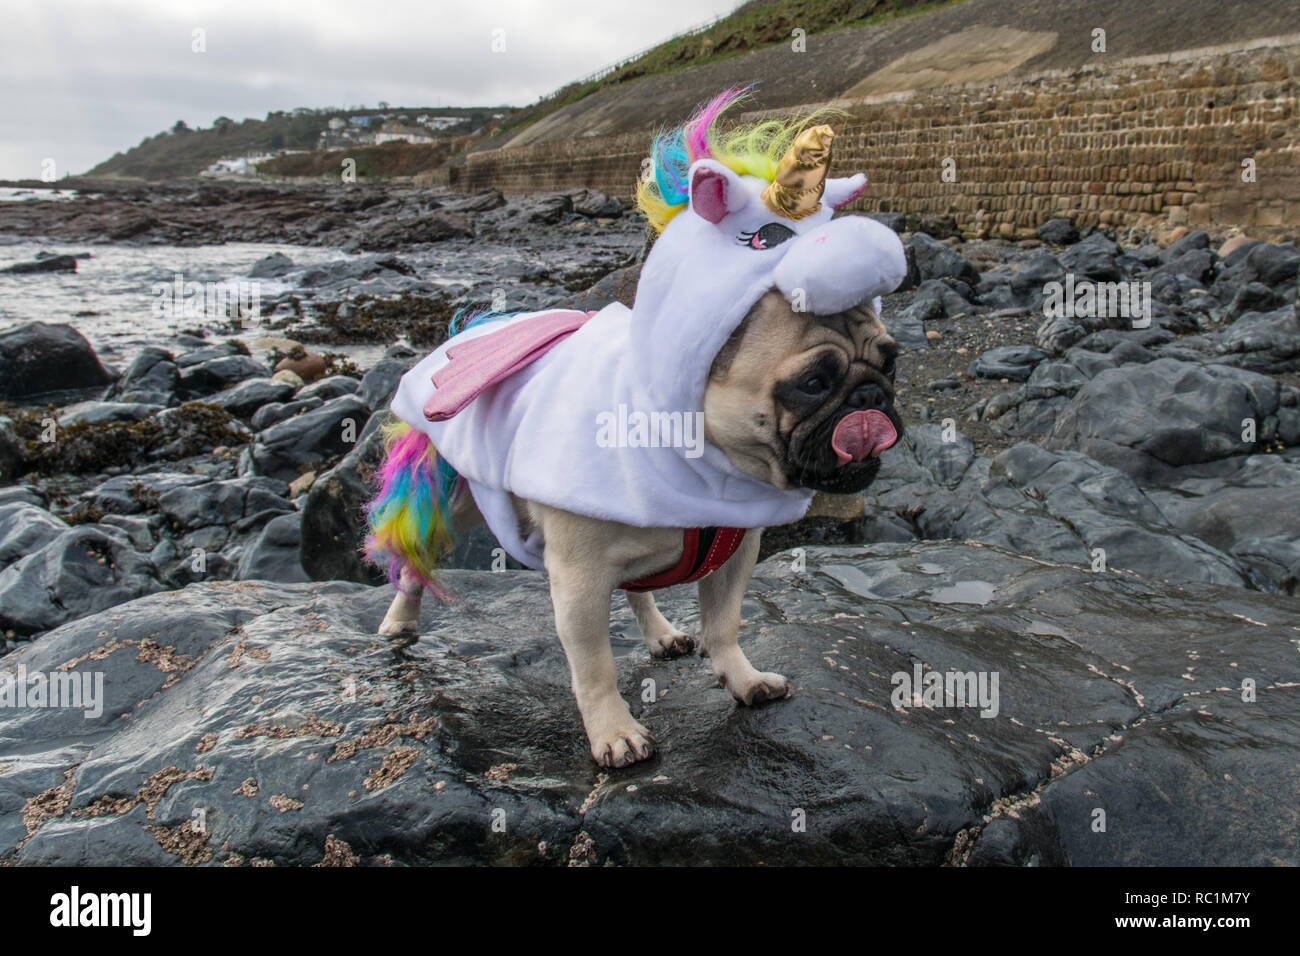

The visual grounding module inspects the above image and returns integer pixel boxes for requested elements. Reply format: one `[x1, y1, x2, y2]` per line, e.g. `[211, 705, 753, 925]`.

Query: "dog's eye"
[881, 354, 896, 378]
[797, 374, 829, 395]
[737, 223, 796, 251]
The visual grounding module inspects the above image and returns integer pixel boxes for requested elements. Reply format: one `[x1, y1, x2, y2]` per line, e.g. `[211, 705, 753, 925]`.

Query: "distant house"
[424, 116, 463, 131]
[328, 117, 346, 130]
[201, 152, 274, 176]
[374, 122, 435, 145]
[348, 116, 376, 127]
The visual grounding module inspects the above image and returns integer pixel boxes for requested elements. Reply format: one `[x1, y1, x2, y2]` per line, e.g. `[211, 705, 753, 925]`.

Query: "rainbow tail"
[363, 420, 464, 600]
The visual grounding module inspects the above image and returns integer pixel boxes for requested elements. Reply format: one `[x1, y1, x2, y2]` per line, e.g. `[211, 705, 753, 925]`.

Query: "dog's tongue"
[832, 410, 897, 465]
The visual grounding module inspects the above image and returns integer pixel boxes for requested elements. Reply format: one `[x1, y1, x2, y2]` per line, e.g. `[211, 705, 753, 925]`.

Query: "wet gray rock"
[0, 322, 113, 401]
[1, 541, 1294, 866]
[1160, 229, 1210, 262]
[913, 279, 975, 319]
[1147, 455, 1300, 594]
[1035, 218, 1078, 245]
[299, 410, 387, 585]
[98, 514, 157, 553]
[1009, 253, 1064, 309]
[248, 252, 294, 279]
[512, 193, 573, 226]
[1208, 305, 1300, 374]
[236, 512, 309, 583]
[0, 254, 78, 274]
[295, 375, 360, 403]
[361, 213, 473, 250]
[1044, 358, 1280, 484]
[570, 189, 623, 219]
[1035, 314, 1085, 354]
[867, 428, 1249, 587]
[206, 378, 296, 419]
[1154, 248, 1216, 284]
[886, 300, 930, 350]
[109, 346, 180, 405]
[0, 418, 23, 484]
[441, 190, 505, 214]
[969, 346, 1049, 381]
[1222, 281, 1284, 323]
[358, 355, 416, 410]
[1059, 232, 1122, 282]
[0, 525, 159, 636]
[177, 355, 271, 398]
[85, 472, 207, 515]
[58, 401, 164, 427]
[174, 340, 251, 368]
[250, 396, 325, 431]
[157, 476, 293, 533]
[1242, 241, 1300, 287]
[249, 394, 371, 481]
[906, 233, 979, 287]
[0, 501, 68, 569]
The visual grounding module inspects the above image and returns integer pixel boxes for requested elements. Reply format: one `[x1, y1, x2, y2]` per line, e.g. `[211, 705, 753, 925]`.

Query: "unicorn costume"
[372, 90, 906, 589]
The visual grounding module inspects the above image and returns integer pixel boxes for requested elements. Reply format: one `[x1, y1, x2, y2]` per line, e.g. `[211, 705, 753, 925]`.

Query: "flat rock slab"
[1, 541, 1296, 866]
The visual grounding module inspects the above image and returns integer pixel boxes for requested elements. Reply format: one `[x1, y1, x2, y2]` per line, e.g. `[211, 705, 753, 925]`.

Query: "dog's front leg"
[697, 529, 791, 705]
[547, 558, 655, 768]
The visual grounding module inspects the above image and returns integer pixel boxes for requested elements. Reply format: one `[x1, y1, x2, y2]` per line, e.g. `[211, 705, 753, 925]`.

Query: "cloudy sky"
[0, 0, 742, 180]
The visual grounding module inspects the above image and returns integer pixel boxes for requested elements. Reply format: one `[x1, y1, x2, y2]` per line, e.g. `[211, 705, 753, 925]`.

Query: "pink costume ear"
[689, 159, 747, 224]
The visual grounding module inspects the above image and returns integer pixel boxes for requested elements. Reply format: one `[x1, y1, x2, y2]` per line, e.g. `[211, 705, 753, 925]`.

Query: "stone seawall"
[463, 37, 1300, 239]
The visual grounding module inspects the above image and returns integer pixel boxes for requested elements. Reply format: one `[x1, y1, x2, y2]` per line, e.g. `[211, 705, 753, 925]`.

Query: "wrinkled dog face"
[704, 290, 902, 494]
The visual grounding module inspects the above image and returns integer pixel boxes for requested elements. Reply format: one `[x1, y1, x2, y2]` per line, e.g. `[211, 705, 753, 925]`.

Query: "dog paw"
[588, 720, 656, 768]
[720, 669, 792, 706]
[646, 630, 695, 659]
[377, 613, 418, 636]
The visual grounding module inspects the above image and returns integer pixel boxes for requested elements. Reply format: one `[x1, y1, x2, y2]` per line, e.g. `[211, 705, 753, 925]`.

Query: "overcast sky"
[0, 0, 742, 180]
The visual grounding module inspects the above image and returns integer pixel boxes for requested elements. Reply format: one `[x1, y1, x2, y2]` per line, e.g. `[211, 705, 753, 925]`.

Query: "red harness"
[620, 527, 747, 592]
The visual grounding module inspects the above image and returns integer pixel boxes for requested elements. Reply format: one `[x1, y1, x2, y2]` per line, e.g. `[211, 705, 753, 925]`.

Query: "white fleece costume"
[391, 159, 906, 570]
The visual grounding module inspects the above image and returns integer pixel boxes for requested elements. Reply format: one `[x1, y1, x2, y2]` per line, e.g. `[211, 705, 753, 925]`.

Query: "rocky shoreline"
[1, 183, 1298, 864]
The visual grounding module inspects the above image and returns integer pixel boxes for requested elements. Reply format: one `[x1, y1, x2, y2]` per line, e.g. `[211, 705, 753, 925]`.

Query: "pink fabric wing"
[423, 310, 595, 422]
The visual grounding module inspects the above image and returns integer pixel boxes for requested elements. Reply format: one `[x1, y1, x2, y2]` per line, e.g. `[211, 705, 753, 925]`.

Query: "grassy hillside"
[494, 0, 954, 139]
[258, 140, 455, 178]
[85, 107, 509, 181]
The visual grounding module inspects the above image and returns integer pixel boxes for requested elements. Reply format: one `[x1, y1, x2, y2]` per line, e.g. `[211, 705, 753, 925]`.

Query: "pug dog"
[378, 288, 901, 768]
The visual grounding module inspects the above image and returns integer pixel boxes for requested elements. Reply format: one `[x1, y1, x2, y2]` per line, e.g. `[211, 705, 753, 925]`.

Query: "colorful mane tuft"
[363, 420, 463, 600]
[634, 86, 844, 233]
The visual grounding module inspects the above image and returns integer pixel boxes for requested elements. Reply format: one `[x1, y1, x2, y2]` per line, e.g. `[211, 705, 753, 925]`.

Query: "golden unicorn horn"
[761, 124, 835, 220]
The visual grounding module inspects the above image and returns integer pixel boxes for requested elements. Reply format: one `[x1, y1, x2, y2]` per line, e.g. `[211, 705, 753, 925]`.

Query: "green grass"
[496, 0, 971, 137]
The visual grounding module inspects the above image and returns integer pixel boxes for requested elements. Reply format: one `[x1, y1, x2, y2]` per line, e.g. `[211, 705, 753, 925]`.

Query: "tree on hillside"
[213, 116, 234, 134]
[172, 119, 190, 134]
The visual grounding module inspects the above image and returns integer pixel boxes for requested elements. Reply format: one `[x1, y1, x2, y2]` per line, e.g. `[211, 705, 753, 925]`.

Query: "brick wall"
[464, 37, 1300, 239]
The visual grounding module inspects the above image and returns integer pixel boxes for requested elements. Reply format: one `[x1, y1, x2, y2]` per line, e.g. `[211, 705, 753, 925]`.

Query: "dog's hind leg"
[379, 567, 424, 635]
[696, 529, 791, 705]
[626, 591, 694, 658]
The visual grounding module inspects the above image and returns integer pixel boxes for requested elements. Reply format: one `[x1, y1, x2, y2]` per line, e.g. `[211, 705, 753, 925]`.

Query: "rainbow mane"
[634, 86, 843, 234]
[363, 420, 463, 600]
